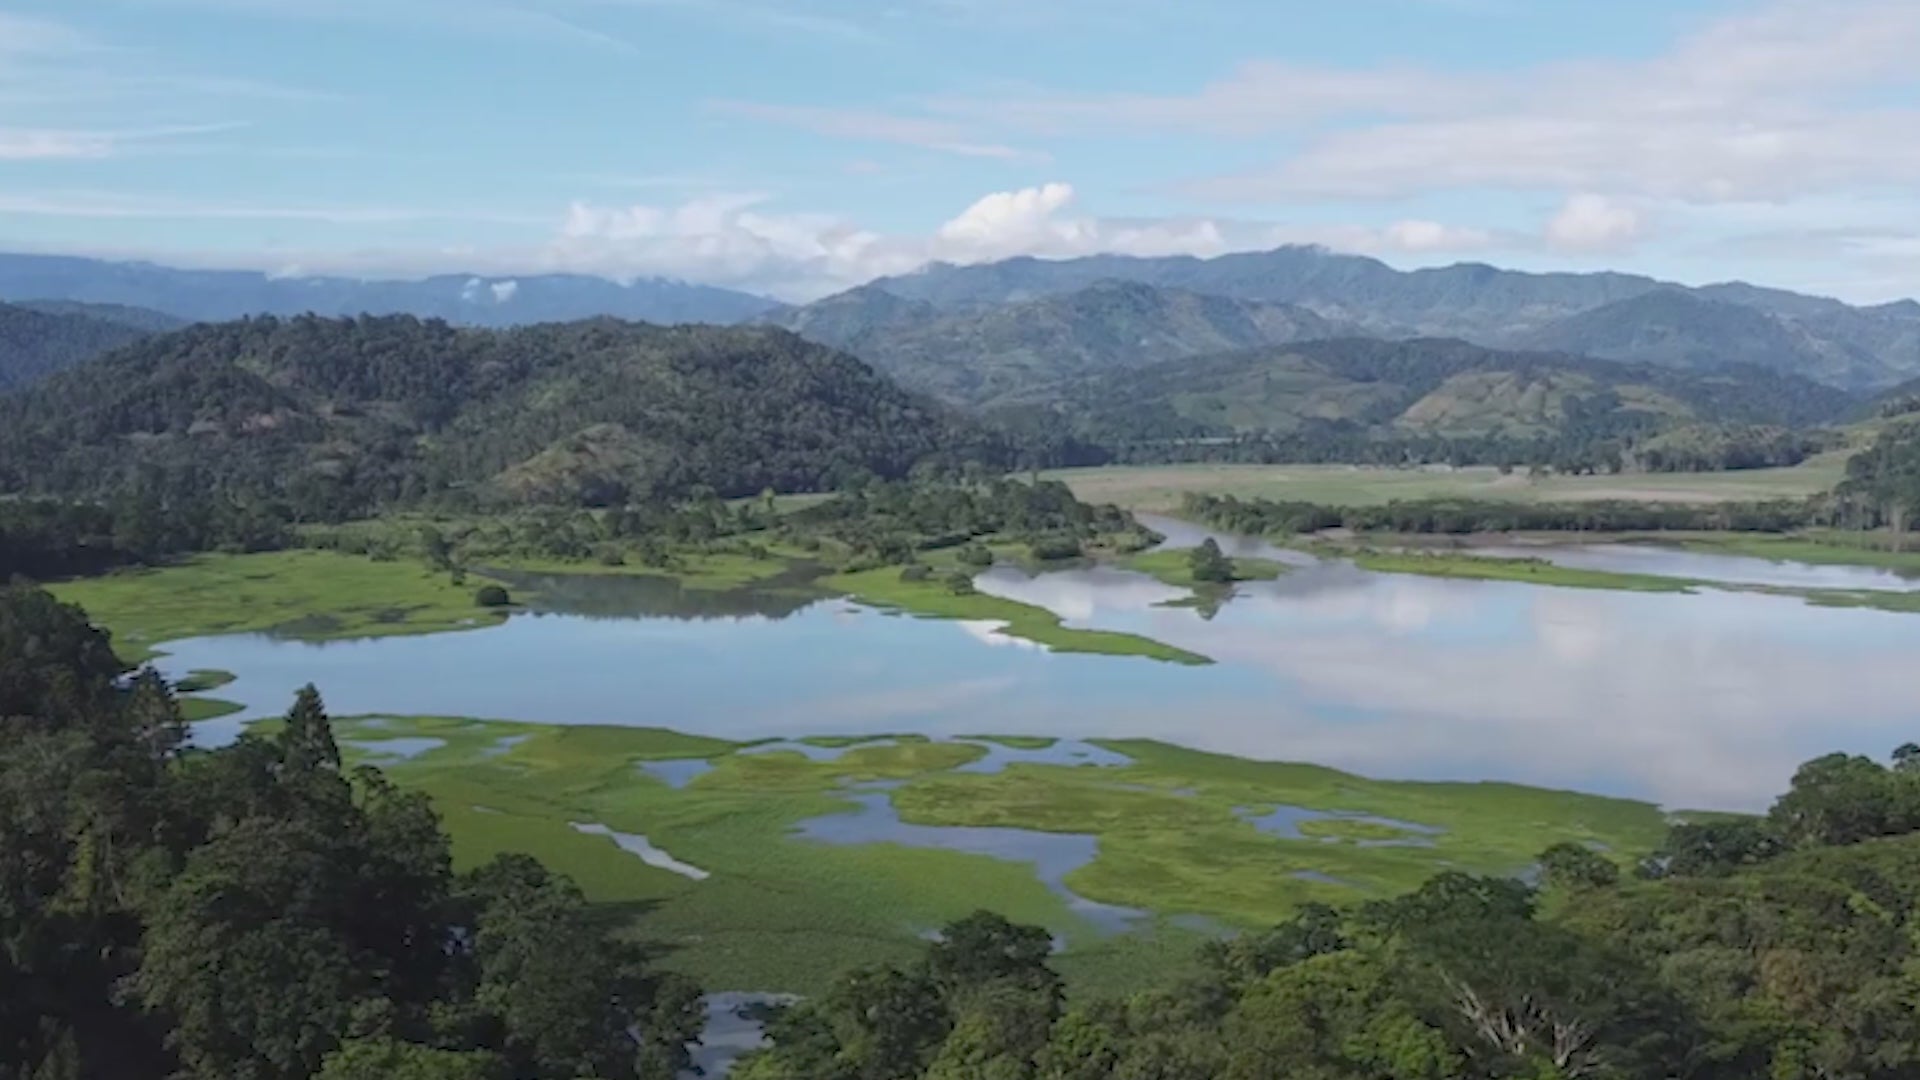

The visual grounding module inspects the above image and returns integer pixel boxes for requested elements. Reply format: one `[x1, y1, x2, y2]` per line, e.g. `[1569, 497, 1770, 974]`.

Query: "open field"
[1049, 454, 1851, 513]
[336, 716, 1673, 995]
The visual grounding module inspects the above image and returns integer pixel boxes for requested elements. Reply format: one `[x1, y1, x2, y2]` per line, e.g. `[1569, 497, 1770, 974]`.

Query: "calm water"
[163, 528, 1920, 811]
[1465, 542, 1920, 592]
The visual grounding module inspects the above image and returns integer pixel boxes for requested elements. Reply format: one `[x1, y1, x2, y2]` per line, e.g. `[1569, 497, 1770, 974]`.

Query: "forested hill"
[0, 300, 168, 391]
[766, 279, 1347, 405]
[0, 315, 987, 517]
[1012, 336, 1855, 467]
[1517, 289, 1890, 388]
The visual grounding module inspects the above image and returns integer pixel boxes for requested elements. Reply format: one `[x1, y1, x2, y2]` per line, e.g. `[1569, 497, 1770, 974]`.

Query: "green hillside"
[773, 279, 1345, 405]
[0, 314, 985, 516]
[1024, 337, 1856, 457]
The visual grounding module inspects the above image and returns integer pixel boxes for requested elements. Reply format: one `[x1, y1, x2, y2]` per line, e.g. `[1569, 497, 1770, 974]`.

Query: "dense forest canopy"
[737, 750, 1920, 1080]
[0, 315, 996, 520]
[982, 337, 1855, 475]
[0, 584, 703, 1080]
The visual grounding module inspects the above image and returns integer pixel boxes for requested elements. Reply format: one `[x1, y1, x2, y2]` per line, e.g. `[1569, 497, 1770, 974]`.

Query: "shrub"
[957, 544, 995, 568]
[899, 564, 933, 582]
[474, 584, 511, 608]
[1027, 536, 1083, 561]
[943, 571, 976, 596]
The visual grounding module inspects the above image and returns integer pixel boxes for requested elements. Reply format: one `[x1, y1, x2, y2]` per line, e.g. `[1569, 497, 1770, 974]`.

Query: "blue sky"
[2, 0, 1918, 301]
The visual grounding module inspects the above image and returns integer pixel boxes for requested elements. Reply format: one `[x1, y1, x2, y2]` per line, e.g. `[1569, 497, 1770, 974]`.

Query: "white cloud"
[1543, 194, 1644, 253]
[0, 129, 116, 160]
[490, 280, 520, 303]
[1381, 220, 1495, 253]
[547, 182, 1506, 299]
[0, 13, 93, 55]
[935, 182, 1084, 252]
[0, 123, 248, 161]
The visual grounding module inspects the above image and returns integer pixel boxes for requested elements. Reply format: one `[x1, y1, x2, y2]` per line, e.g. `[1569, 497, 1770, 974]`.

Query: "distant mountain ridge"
[0, 253, 778, 328]
[760, 279, 1349, 405]
[0, 300, 173, 392]
[858, 247, 1920, 390]
[7, 246, 1917, 392]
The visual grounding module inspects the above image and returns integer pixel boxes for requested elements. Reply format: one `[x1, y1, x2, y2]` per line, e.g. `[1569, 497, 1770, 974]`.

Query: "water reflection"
[162, 534, 1920, 812]
[569, 822, 710, 880]
[1466, 542, 1920, 593]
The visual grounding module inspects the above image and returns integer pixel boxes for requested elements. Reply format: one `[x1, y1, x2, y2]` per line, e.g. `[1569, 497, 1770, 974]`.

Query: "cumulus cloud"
[545, 182, 1505, 299]
[1381, 220, 1495, 253]
[1543, 195, 1644, 253]
[490, 279, 520, 303]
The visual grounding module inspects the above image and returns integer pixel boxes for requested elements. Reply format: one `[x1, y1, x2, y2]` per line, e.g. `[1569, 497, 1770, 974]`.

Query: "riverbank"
[1048, 458, 1850, 513]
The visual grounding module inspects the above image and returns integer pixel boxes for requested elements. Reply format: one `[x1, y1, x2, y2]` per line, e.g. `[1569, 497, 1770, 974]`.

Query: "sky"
[2, 0, 1918, 302]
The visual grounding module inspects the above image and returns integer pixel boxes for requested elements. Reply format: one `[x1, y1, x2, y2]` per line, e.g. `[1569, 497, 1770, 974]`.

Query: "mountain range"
[759, 280, 1346, 405]
[3, 246, 1918, 406]
[849, 248, 1920, 391]
[0, 253, 777, 329]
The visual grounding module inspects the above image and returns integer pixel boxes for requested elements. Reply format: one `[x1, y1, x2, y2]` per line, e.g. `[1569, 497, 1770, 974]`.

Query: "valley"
[7, 253, 1920, 1080]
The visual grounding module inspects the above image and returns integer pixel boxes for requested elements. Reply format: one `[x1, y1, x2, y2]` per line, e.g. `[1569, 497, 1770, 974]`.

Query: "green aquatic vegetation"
[178, 696, 244, 723]
[173, 668, 236, 692]
[957, 735, 1059, 750]
[333, 717, 1672, 995]
[1339, 549, 1702, 593]
[1673, 533, 1920, 574]
[49, 550, 509, 662]
[826, 566, 1212, 665]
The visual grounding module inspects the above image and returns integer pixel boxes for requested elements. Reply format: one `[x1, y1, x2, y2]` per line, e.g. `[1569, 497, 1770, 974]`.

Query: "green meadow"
[331, 716, 1673, 995]
[48, 550, 512, 663]
[1335, 549, 1705, 593]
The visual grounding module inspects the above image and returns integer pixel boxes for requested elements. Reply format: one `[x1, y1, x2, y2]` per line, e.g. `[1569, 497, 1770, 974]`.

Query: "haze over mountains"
[0, 253, 777, 329]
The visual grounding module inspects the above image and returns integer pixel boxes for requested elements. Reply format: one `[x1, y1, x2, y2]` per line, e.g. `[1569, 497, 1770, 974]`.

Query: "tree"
[281, 683, 342, 775]
[1769, 753, 1913, 847]
[316, 1038, 506, 1080]
[1537, 842, 1620, 890]
[1186, 539, 1234, 584]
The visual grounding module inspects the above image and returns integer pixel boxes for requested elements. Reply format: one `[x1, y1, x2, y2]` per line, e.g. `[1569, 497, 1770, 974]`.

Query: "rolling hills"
[0, 315, 982, 515]
[1019, 337, 1856, 454]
